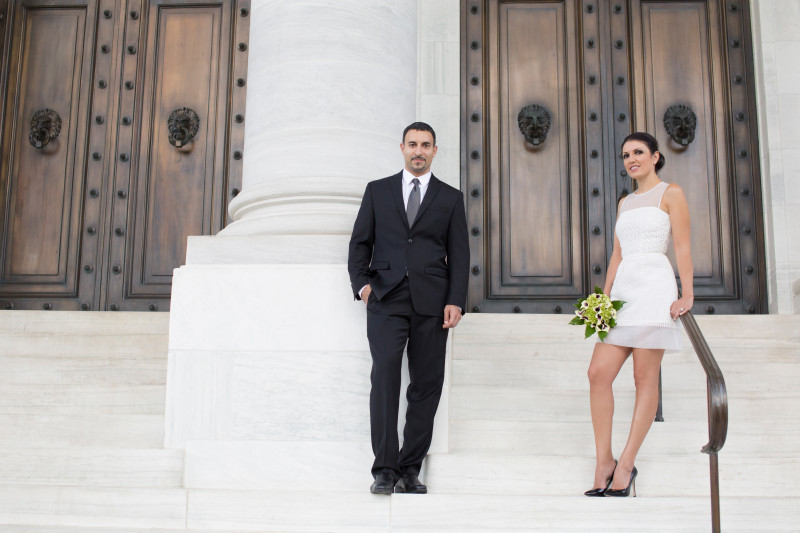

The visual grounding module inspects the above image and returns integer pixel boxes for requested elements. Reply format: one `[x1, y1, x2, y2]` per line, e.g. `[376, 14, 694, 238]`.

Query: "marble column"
[223, 0, 417, 238]
[165, 0, 450, 487]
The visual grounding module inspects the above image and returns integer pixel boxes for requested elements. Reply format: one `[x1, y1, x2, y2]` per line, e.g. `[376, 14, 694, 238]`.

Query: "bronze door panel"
[488, 1, 585, 298]
[106, 1, 235, 310]
[463, 0, 766, 314]
[0, 0, 248, 311]
[0, 1, 96, 302]
[632, 0, 731, 294]
[627, 0, 764, 313]
[466, 0, 597, 313]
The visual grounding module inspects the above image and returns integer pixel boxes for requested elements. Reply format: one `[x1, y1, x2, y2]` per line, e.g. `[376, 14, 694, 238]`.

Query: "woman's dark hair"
[621, 132, 666, 173]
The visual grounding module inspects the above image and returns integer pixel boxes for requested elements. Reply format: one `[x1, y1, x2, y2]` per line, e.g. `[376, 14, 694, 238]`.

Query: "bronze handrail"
[680, 311, 728, 533]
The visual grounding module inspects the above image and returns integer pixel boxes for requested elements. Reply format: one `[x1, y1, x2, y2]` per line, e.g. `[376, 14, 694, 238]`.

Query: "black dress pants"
[366, 277, 448, 478]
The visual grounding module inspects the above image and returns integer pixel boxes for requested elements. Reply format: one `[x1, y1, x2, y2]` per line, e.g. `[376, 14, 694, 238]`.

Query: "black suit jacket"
[348, 172, 469, 317]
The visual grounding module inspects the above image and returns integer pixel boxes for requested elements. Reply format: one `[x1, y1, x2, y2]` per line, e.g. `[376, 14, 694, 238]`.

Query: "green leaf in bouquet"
[612, 300, 625, 311]
[598, 330, 608, 341]
[584, 324, 594, 339]
[569, 316, 584, 326]
[593, 285, 603, 295]
[608, 318, 617, 328]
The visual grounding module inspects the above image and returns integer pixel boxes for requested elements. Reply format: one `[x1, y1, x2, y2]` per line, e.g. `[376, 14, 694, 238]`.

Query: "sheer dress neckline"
[620, 182, 670, 214]
[632, 181, 666, 195]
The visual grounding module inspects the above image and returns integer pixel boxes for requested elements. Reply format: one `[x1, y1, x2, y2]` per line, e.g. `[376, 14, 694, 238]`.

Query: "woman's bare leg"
[587, 342, 631, 489]
[611, 347, 665, 490]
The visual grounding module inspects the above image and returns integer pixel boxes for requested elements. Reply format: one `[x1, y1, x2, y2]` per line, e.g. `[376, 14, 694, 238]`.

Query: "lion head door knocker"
[517, 104, 552, 146]
[29, 108, 63, 149]
[663, 104, 697, 147]
[167, 107, 200, 149]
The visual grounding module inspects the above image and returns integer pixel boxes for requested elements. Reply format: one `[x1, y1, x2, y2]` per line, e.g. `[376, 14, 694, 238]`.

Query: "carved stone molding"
[663, 104, 697, 146]
[29, 108, 62, 149]
[517, 104, 551, 146]
[168, 107, 200, 148]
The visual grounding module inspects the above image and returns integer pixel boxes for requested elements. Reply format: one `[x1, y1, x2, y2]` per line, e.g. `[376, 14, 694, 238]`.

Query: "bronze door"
[462, 0, 766, 314]
[0, 0, 249, 311]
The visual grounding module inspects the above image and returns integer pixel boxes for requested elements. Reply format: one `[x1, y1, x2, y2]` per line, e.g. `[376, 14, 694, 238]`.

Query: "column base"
[165, 235, 451, 460]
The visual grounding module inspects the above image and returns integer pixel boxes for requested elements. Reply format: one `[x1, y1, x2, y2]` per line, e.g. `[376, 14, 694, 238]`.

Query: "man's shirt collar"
[402, 169, 432, 187]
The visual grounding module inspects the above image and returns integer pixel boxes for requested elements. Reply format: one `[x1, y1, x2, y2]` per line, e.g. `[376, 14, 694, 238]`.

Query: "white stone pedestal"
[165, 238, 452, 485]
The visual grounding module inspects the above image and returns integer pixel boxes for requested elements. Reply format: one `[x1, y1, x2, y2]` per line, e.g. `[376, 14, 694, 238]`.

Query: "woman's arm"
[664, 184, 694, 317]
[603, 199, 625, 295]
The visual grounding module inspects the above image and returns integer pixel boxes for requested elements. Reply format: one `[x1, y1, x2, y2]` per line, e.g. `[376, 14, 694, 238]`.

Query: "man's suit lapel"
[389, 172, 409, 228]
[413, 175, 442, 225]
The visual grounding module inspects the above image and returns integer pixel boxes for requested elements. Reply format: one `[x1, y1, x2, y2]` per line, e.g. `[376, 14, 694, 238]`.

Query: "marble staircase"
[430, 314, 800, 532]
[0, 311, 184, 529]
[0, 311, 798, 531]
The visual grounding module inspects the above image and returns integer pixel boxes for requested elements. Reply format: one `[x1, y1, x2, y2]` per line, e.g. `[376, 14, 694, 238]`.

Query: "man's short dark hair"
[403, 122, 436, 145]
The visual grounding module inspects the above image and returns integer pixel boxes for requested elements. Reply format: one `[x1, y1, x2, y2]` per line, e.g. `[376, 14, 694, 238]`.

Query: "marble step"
[0, 488, 388, 532]
[422, 453, 800, 497]
[0, 486, 185, 530]
[0, 313, 168, 357]
[0, 448, 183, 488]
[0, 354, 167, 385]
[187, 490, 391, 532]
[0, 413, 165, 448]
[0, 494, 793, 533]
[184, 440, 374, 491]
[450, 386, 798, 423]
[0, 529, 262, 533]
[189, 491, 800, 533]
[0, 310, 170, 334]
[451, 357, 800, 390]
[453, 315, 800, 350]
[452, 340, 800, 361]
[455, 333, 800, 350]
[0, 383, 165, 415]
[0, 490, 794, 533]
[454, 314, 800, 339]
[449, 419, 800, 457]
[387, 494, 799, 532]
[0, 332, 168, 357]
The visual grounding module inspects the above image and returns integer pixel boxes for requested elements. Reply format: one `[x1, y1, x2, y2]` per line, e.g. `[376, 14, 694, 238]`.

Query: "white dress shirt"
[402, 169, 432, 208]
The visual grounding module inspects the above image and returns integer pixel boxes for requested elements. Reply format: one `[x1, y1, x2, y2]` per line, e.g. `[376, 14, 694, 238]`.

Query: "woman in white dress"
[584, 132, 694, 497]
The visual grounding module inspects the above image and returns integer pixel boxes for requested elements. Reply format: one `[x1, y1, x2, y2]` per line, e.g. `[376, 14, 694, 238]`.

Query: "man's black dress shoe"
[370, 472, 396, 495]
[394, 472, 427, 494]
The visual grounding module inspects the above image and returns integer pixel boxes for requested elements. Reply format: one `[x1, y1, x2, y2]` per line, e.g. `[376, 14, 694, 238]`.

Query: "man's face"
[401, 129, 437, 177]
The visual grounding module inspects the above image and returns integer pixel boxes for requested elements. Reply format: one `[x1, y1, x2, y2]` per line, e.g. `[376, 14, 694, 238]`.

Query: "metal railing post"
[655, 368, 664, 422]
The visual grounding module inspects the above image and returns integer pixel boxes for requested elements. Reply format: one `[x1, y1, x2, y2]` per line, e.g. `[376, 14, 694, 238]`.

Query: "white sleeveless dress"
[600, 181, 682, 352]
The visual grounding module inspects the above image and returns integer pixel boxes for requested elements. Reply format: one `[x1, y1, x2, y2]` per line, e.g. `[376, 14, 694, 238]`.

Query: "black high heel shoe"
[584, 460, 617, 497]
[605, 466, 637, 497]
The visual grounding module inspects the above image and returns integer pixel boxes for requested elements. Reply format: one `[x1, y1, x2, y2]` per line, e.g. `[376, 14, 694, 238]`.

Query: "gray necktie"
[407, 178, 420, 226]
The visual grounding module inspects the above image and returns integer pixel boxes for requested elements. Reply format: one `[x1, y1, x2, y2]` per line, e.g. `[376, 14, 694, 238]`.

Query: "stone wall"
[752, 0, 800, 313]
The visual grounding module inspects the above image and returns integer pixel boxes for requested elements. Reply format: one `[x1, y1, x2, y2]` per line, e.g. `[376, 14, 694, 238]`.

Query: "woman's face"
[621, 140, 659, 180]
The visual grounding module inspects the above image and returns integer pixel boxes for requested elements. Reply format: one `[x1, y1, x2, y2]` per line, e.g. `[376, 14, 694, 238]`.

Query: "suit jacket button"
[408, 238, 413, 244]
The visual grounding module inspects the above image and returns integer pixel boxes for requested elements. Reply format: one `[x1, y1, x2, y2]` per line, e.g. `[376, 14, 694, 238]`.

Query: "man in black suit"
[348, 122, 469, 495]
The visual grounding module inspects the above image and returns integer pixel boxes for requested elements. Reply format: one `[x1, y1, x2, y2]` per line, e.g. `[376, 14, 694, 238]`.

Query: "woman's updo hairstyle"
[622, 132, 666, 173]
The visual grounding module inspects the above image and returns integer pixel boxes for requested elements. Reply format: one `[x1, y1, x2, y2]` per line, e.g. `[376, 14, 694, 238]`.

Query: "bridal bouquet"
[569, 286, 624, 341]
